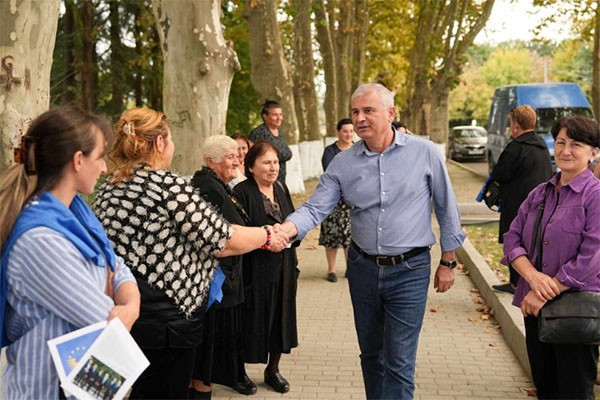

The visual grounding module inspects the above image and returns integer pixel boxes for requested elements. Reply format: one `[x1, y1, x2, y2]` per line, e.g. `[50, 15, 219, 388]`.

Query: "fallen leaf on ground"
[470, 288, 479, 293]
[524, 387, 537, 397]
[430, 304, 441, 312]
[306, 244, 317, 250]
[468, 316, 478, 322]
[480, 314, 490, 320]
[476, 305, 490, 313]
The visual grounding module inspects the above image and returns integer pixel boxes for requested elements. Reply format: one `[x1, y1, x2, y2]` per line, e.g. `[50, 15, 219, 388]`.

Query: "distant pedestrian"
[230, 133, 250, 187]
[249, 100, 293, 183]
[491, 105, 552, 294]
[392, 120, 410, 133]
[319, 118, 354, 282]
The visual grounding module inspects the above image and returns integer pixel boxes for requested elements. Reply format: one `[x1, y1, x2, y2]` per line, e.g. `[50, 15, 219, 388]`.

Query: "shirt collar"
[358, 128, 406, 156]
[548, 168, 593, 193]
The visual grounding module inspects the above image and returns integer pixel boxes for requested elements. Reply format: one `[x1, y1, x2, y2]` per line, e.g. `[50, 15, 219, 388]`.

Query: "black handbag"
[476, 176, 501, 212]
[538, 291, 600, 344]
[532, 197, 600, 345]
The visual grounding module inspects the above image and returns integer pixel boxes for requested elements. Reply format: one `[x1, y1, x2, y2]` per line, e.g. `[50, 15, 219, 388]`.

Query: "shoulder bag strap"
[529, 199, 546, 271]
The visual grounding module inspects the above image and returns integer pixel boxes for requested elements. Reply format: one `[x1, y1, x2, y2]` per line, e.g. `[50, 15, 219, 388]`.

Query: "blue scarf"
[0, 192, 116, 347]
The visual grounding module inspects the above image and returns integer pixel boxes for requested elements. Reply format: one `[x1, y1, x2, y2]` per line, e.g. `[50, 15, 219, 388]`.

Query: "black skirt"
[193, 304, 245, 387]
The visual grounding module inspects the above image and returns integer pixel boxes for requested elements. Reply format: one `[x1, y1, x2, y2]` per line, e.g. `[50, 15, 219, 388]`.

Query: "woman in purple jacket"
[502, 115, 600, 399]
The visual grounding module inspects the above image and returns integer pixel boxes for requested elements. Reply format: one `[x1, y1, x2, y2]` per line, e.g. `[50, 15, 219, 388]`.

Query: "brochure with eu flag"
[48, 319, 149, 400]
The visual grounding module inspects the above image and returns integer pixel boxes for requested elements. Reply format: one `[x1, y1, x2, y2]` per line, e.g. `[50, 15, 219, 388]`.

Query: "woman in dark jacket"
[234, 142, 299, 394]
[491, 105, 553, 292]
[248, 100, 293, 182]
[189, 135, 256, 398]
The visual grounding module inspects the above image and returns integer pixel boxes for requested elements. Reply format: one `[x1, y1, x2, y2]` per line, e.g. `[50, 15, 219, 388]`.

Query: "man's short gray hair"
[352, 83, 395, 109]
[202, 135, 239, 165]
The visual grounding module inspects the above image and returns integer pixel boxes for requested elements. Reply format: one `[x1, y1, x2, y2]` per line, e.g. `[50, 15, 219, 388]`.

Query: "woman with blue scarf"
[0, 107, 140, 400]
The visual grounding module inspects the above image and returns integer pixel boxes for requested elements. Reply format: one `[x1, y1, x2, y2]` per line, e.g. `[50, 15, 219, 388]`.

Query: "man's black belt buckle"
[352, 241, 429, 267]
[375, 255, 396, 267]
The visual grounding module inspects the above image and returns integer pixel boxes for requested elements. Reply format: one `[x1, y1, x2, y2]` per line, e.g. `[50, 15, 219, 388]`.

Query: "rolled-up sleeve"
[429, 147, 466, 251]
[113, 256, 136, 292]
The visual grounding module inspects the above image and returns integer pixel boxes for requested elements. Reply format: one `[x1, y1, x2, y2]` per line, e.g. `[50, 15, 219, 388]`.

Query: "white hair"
[351, 83, 395, 108]
[202, 135, 238, 165]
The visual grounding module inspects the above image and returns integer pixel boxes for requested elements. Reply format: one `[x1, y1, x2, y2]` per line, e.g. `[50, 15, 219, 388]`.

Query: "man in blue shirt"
[279, 83, 465, 399]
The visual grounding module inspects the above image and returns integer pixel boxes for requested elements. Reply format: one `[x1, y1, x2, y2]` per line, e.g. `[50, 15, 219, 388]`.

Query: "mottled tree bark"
[351, 0, 368, 97]
[62, 0, 76, 104]
[405, 0, 494, 144]
[292, 0, 320, 142]
[245, 0, 304, 192]
[80, 0, 98, 111]
[314, 0, 338, 137]
[0, 0, 60, 172]
[335, 0, 354, 119]
[152, 0, 240, 175]
[109, 0, 124, 117]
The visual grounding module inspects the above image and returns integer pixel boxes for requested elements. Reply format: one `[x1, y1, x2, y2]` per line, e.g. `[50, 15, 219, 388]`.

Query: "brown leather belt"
[351, 241, 429, 266]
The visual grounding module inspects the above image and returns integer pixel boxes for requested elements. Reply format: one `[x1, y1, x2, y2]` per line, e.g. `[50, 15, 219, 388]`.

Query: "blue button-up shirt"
[287, 131, 466, 255]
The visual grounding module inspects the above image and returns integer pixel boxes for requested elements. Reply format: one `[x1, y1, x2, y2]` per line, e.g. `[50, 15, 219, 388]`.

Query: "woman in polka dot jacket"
[93, 108, 288, 399]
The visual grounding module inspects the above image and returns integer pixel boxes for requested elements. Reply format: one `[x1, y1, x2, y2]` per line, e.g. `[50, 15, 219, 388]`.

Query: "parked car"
[448, 125, 488, 161]
[486, 83, 595, 173]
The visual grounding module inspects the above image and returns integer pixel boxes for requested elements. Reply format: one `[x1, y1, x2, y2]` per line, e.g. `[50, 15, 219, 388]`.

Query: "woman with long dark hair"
[0, 107, 140, 399]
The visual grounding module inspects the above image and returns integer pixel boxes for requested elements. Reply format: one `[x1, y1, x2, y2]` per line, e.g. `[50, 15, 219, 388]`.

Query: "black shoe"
[327, 272, 338, 283]
[493, 283, 515, 294]
[264, 370, 290, 393]
[233, 373, 257, 395]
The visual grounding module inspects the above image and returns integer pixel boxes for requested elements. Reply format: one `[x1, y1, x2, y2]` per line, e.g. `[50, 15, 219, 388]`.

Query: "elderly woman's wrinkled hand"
[268, 228, 290, 252]
[528, 270, 561, 301]
[521, 290, 547, 317]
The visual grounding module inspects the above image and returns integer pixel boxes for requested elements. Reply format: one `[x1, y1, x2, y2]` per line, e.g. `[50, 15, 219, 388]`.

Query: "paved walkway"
[212, 162, 532, 399]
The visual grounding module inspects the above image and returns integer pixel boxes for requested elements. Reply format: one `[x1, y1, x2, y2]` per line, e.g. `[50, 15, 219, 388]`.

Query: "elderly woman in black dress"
[189, 135, 257, 398]
[234, 142, 299, 394]
[319, 118, 354, 282]
[249, 100, 293, 182]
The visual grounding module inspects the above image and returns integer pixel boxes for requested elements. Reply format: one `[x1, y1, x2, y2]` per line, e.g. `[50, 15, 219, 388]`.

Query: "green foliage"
[462, 223, 507, 278]
[449, 27, 596, 126]
[222, 1, 262, 135]
[449, 64, 492, 126]
[50, 0, 163, 120]
[552, 39, 593, 98]
[363, 0, 414, 109]
[449, 43, 546, 127]
[480, 47, 540, 89]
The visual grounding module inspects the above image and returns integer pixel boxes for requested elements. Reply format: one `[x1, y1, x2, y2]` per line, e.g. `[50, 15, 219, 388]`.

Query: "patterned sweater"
[94, 166, 232, 316]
